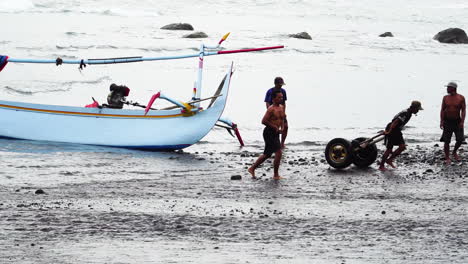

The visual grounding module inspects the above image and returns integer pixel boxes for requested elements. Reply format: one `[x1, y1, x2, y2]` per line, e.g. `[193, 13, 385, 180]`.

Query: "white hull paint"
[0, 65, 232, 150]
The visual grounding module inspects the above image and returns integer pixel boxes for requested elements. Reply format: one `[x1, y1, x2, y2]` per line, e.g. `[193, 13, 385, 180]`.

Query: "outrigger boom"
[0, 33, 283, 149]
[4, 47, 284, 65]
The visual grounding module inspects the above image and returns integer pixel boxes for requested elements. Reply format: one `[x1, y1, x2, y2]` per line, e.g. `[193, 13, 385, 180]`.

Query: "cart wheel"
[325, 138, 353, 169]
[351, 137, 378, 168]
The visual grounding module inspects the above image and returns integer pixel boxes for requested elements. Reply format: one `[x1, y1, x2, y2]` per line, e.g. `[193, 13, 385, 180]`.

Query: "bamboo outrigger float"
[0, 34, 283, 150]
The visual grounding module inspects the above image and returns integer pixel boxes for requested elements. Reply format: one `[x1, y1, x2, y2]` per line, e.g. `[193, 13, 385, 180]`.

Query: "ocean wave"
[96, 45, 119, 50]
[1, 76, 110, 95]
[3, 86, 33, 95]
[62, 76, 111, 86]
[2, 85, 70, 95]
[300, 127, 329, 131]
[16, 46, 48, 52]
[405, 138, 441, 144]
[291, 48, 334, 55]
[288, 141, 324, 146]
[54, 45, 192, 54]
[369, 44, 408, 52]
[0, 0, 33, 13]
[78, 8, 160, 17]
[65, 32, 90, 37]
[50, 54, 79, 60]
[56, 45, 96, 50]
[28, 7, 161, 18]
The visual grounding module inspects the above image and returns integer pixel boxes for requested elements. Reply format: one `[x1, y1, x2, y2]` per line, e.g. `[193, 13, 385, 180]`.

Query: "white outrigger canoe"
[0, 34, 283, 150]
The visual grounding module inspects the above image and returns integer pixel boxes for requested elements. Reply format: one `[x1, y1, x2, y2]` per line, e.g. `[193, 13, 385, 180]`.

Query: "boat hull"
[0, 66, 232, 150]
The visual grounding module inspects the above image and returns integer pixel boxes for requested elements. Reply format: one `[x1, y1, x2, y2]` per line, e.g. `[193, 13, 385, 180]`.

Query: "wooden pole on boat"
[4, 47, 284, 65]
[195, 43, 204, 109]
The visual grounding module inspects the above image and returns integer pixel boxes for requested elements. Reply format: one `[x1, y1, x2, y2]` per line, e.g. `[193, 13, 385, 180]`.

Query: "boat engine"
[106, 84, 130, 109]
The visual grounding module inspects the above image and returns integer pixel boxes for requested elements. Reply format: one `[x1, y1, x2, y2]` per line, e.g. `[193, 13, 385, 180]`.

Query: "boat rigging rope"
[79, 59, 86, 70]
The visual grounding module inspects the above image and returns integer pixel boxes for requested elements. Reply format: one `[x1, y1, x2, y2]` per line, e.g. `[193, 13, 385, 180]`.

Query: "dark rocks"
[289, 32, 312, 40]
[433, 28, 468, 44]
[231, 175, 242, 180]
[35, 189, 46, 195]
[379, 32, 394, 37]
[161, 23, 194, 31]
[183, 32, 208, 38]
[381, 210, 386, 215]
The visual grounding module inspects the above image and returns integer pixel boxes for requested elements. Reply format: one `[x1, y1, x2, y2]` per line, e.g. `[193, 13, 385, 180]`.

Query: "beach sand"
[1, 143, 467, 263]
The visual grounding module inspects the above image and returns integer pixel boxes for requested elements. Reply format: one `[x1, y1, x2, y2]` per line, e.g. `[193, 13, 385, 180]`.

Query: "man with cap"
[440, 81, 466, 164]
[265, 77, 288, 148]
[379, 101, 423, 171]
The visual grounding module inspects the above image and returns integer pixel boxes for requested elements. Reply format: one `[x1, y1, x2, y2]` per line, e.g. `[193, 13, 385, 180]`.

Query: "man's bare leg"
[281, 125, 288, 149]
[386, 144, 406, 168]
[379, 147, 393, 171]
[248, 154, 270, 179]
[385, 159, 397, 169]
[453, 141, 463, 161]
[444, 143, 452, 165]
[273, 149, 283, 180]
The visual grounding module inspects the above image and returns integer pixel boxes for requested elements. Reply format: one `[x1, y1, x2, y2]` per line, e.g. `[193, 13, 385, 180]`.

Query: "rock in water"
[379, 32, 394, 37]
[35, 189, 46, 195]
[183, 32, 208, 38]
[289, 32, 312, 40]
[161, 23, 194, 31]
[433, 28, 468, 44]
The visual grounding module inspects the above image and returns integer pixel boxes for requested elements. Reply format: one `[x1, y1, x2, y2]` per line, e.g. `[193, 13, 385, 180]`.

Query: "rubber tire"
[351, 137, 378, 168]
[325, 138, 353, 169]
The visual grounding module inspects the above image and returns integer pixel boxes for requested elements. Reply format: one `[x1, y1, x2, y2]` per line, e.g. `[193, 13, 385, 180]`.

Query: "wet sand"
[0, 143, 467, 263]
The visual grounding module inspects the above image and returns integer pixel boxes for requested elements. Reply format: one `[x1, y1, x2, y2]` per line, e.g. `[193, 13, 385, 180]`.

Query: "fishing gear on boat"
[123, 100, 157, 110]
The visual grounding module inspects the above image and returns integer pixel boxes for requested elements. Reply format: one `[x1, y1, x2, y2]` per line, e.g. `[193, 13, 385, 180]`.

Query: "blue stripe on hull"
[0, 135, 191, 151]
[119, 144, 192, 151]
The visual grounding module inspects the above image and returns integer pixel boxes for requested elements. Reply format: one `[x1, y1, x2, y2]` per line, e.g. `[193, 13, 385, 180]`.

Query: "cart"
[324, 132, 385, 169]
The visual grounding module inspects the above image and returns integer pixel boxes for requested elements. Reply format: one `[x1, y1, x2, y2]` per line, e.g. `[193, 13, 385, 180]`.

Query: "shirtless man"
[440, 82, 466, 164]
[265, 77, 288, 148]
[249, 90, 286, 180]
